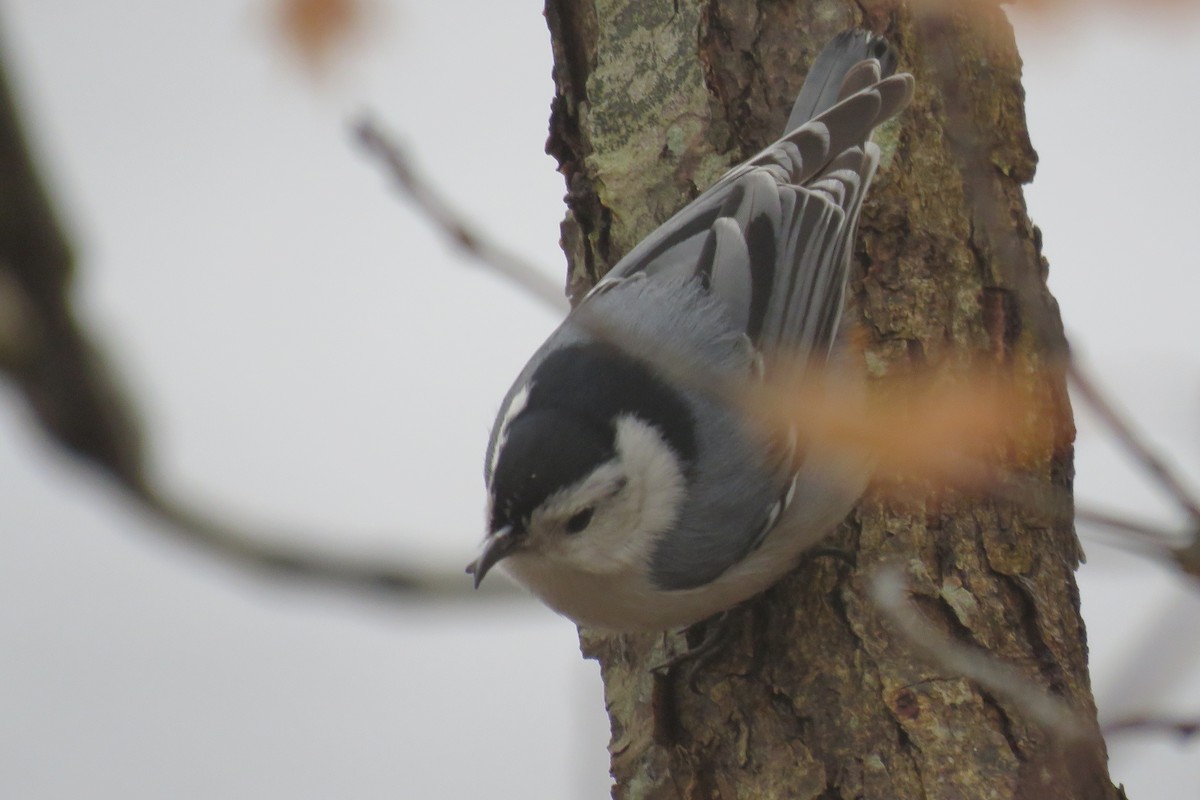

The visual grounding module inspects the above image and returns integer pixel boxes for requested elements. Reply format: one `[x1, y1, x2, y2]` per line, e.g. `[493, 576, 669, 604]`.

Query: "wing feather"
[584, 43, 912, 381]
[701, 217, 752, 333]
[635, 31, 915, 591]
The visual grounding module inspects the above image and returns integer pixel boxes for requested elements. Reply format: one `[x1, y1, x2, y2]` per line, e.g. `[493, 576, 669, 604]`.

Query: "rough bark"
[544, 1, 1124, 798]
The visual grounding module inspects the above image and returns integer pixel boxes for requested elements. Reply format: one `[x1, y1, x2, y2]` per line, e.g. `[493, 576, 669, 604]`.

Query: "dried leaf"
[274, 0, 364, 72]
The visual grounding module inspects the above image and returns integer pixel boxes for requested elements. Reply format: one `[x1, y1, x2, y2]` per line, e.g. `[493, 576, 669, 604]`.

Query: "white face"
[508, 414, 687, 576]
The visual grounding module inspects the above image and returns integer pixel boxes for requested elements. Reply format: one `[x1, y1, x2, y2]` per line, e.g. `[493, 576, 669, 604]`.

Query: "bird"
[469, 29, 913, 632]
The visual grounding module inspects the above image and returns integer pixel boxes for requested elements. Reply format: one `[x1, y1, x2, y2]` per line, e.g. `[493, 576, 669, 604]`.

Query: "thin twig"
[870, 566, 1084, 740]
[353, 115, 570, 314]
[134, 485, 523, 600]
[1104, 715, 1200, 740]
[0, 42, 512, 605]
[1068, 357, 1200, 524]
[1073, 504, 1200, 579]
[1074, 505, 1185, 549]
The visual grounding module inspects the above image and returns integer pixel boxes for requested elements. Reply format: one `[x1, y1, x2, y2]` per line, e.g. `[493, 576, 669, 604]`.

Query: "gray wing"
[592, 54, 913, 365]
[624, 42, 913, 593]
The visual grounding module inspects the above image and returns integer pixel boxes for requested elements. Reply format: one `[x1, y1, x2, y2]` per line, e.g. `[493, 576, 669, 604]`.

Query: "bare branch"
[133, 485, 522, 600]
[1075, 505, 1183, 544]
[1067, 358, 1200, 577]
[870, 566, 1084, 740]
[1068, 358, 1200, 524]
[0, 44, 508, 606]
[353, 115, 570, 314]
[1104, 715, 1200, 740]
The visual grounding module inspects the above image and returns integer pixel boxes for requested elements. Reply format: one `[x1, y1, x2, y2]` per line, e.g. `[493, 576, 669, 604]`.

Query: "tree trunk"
[545, 1, 1124, 798]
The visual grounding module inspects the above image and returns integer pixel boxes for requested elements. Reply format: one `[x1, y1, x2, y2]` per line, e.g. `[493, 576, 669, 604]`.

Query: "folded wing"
[594, 43, 914, 368]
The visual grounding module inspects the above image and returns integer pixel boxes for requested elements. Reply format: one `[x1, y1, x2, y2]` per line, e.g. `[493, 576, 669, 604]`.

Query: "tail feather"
[785, 29, 898, 133]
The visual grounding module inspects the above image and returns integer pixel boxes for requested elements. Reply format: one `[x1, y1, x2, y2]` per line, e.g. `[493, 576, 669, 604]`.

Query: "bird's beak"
[466, 525, 519, 588]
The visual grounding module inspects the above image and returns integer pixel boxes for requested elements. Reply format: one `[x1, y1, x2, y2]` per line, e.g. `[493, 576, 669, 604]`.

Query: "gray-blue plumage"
[476, 30, 914, 630]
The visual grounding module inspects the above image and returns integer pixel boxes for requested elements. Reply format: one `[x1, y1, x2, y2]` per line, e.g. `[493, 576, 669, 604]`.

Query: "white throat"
[610, 414, 687, 551]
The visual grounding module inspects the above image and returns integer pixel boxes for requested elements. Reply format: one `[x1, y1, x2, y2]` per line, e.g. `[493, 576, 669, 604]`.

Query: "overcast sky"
[1, 2, 1198, 798]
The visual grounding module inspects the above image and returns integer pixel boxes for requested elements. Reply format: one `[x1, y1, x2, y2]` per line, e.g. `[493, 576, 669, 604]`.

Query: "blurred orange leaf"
[745, 357, 1068, 493]
[274, 0, 364, 71]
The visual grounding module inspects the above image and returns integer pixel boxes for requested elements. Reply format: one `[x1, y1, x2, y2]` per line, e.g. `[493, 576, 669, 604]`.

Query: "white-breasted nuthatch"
[469, 30, 913, 631]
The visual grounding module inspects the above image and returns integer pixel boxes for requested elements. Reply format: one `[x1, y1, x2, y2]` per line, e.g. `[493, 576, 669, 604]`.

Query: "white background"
[0, 2, 1197, 797]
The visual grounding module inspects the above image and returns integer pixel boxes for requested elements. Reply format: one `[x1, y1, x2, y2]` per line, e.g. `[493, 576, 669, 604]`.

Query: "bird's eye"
[565, 507, 594, 534]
